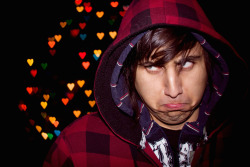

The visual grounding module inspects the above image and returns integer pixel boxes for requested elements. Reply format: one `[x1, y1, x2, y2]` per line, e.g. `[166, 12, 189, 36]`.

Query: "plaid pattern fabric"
[43, 113, 156, 167]
[114, 0, 228, 46]
[191, 120, 239, 167]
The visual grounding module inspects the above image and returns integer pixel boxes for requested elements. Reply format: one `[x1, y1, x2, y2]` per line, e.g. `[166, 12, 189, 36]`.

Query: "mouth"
[164, 103, 186, 111]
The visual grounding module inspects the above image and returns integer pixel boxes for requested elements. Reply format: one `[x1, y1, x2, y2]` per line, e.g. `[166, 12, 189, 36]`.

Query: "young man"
[44, 0, 248, 166]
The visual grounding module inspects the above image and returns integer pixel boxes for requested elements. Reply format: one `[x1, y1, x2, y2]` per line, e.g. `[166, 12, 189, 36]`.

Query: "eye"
[145, 66, 162, 72]
[182, 61, 193, 69]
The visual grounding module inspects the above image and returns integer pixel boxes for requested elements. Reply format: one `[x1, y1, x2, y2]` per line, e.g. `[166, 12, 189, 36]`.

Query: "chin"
[154, 110, 194, 125]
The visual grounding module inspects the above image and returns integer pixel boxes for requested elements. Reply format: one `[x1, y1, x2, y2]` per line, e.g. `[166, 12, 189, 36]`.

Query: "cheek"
[135, 69, 162, 107]
[182, 65, 207, 104]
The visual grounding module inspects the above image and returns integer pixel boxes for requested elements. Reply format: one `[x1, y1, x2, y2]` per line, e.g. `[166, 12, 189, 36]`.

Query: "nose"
[164, 69, 183, 98]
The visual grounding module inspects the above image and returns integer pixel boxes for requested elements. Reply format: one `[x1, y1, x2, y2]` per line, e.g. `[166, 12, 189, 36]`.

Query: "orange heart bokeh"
[85, 90, 92, 97]
[73, 110, 81, 118]
[110, 1, 119, 8]
[97, 32, 105, 40]
[48, 41, 56, 48]
[62, 98, 69, 105]
[88, 100, 96, 108]
[82, 61, 90, 70]
[96, 11, 104, 18]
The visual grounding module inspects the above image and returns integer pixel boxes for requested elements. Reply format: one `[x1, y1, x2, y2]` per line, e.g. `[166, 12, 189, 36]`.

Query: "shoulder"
[58, 112, 115, 151]
[44, 112, 153, 166]
[61, 112, 111, 137]
[44, 112, 115, 167]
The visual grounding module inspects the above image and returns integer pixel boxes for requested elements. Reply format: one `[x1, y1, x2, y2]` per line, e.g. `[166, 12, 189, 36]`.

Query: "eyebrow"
[175, 55, 201, 65]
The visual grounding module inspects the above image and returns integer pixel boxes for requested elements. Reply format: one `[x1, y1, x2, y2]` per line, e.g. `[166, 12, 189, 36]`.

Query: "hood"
[94, 0, 248, 146]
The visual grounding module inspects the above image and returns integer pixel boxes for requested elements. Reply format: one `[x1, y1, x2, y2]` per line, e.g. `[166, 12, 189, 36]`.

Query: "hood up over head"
[94, 0, 248, 148]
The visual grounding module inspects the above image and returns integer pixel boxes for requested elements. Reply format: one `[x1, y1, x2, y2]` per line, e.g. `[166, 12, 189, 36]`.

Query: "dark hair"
[122, 27, 212, 119]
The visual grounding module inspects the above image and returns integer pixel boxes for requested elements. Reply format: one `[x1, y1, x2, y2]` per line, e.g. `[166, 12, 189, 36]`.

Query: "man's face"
[135, 43, 207, 130]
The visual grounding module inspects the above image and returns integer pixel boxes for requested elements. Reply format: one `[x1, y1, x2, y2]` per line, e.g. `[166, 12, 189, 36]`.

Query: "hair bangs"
[137, 28, 198, 67]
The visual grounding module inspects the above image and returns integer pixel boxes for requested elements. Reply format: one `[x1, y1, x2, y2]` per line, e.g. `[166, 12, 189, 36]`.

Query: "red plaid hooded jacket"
[44, 0, 248, 166]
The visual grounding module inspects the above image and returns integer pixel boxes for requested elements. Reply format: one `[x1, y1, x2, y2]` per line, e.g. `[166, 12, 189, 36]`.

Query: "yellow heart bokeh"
[54, 34, 62, 42]
[88, 100, 96, 108]
[40, 101, 48, 109]
[109, 31, 117, 39]
[73, 110, 81, 118]
[76, 6, 84, 12]
[94, 49, 102, 56]
[85, 90, 92, 97]
[35, 125, 42, 133]
[97, 32, 105, 40]
[67, 83, 75, 91]
[49, 116, 56, 124]
[77, 80, 85, 88]
[96, 11, 104, 18]
[27, 59, 34, 66]
[41, 132, 48, 140]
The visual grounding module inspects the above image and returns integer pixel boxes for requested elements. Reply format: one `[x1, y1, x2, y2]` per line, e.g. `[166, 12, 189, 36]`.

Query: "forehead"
[148, 42, 204, 62]
[175, 42, 204, 59]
